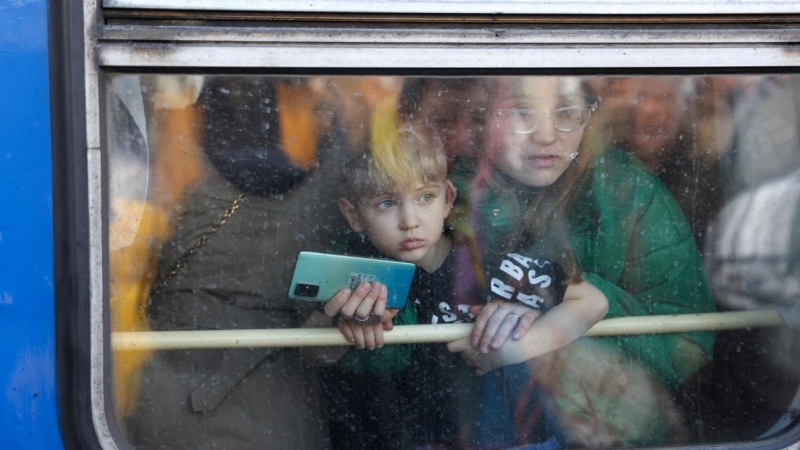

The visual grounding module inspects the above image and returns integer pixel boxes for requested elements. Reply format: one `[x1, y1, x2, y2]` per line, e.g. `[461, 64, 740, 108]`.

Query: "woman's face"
[491, 77, 586, 187]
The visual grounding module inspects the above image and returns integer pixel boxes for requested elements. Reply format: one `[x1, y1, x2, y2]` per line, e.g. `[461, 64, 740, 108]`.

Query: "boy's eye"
[377, 199, 397, 209]
[419, 193, 435, 202]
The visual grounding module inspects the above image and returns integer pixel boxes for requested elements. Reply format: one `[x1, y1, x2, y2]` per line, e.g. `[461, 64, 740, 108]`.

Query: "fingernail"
[359, 282, 369, 290]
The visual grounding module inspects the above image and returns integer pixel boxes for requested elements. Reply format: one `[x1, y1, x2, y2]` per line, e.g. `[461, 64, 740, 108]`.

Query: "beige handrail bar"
[112, 310, 785, 351]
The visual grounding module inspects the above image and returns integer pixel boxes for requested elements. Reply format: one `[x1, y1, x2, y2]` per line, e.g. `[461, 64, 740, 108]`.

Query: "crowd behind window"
[107, 74, 800, 449]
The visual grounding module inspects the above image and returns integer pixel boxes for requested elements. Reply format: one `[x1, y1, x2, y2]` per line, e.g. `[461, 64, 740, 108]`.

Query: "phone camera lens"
[294, 283, 320, 297]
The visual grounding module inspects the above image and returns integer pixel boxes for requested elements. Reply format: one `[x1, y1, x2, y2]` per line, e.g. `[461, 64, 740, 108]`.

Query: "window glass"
[107, 74, 800, 449]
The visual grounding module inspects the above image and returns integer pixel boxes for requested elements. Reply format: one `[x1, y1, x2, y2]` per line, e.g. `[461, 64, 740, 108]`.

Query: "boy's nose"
[399, 204, 420, 229]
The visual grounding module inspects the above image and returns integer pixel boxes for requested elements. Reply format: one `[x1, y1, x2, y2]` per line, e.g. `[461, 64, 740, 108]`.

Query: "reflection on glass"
[107, 74, 800, 449]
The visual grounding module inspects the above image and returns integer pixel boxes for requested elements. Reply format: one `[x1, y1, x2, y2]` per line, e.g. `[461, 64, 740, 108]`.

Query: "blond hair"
[343, 104, 448, 201]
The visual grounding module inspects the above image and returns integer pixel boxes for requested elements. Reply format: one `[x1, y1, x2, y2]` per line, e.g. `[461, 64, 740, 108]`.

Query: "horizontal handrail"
[111, 310, 785, 351]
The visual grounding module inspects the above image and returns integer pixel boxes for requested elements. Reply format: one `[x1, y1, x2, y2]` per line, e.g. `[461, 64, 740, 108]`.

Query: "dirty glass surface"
[107, 74, 800, 449]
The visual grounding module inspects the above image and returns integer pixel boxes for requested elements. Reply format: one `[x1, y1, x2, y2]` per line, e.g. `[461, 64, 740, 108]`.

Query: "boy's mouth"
[400, 238, 424, 250]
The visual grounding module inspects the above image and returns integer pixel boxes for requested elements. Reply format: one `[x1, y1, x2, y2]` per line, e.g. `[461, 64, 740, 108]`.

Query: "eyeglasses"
[494, 102, 597, 134]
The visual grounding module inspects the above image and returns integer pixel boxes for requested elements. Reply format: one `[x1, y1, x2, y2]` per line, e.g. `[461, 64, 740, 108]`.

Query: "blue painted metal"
[0, 0, 63, 448]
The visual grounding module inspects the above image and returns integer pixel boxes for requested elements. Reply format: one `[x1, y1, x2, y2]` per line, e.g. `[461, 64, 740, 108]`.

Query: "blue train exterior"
[0, 0, 62, 449]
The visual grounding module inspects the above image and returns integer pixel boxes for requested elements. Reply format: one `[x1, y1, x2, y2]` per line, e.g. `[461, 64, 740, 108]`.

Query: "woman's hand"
[324, 281, 387, 325]
[469, 301, 542, 353]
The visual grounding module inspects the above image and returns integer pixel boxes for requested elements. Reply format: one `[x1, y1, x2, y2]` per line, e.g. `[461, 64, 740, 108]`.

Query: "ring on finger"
[508, 312, 521, 322]
[355, 315, 370, 323]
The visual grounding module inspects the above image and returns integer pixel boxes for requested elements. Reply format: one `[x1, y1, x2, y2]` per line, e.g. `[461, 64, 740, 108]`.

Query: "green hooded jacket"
[450, 147, 716, 392]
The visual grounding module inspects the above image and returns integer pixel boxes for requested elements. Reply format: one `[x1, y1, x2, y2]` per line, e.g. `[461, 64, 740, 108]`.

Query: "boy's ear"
[338, 198, 364, 233]
[443, 180, 457, 218]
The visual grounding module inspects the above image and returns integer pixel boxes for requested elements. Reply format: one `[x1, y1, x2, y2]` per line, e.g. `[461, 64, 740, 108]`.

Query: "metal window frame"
[103, 0, 800, 15]
[71, 1, 800, 449]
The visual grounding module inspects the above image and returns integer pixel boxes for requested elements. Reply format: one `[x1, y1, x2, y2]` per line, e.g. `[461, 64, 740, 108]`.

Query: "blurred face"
[491, 77, 587, 187]
[340, 180, 457, 271]
[419, 81, 489, 164]
[589, 77, 642, 145]
[629, 78, 684, 171]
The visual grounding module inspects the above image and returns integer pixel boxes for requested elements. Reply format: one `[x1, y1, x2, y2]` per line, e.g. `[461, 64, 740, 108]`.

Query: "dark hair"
[198, 77, 307, 196]
[398, 77, 489, 122]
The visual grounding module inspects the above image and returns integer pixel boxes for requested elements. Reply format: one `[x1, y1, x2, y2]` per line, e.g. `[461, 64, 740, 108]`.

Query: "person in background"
[127, 76, 365, 450]
[593, 76, 729, 250]
[689, 146, 800, 443]
[398, 78, 490, 169]
[725, 75, 800, 196]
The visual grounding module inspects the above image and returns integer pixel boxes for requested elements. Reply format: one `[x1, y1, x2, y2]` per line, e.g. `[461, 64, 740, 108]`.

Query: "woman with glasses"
[446, 76, 716, 448]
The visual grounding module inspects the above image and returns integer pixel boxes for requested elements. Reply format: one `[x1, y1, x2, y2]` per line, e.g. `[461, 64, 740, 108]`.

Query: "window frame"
[58, 0, 800, 448]
[103, 0, 800, 15]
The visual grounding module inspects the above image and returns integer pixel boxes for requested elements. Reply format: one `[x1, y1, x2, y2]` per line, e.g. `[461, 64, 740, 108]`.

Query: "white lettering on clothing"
[516, 292, 545, 308]
[490, 278, 514, 300]
[500, 260, 524, 281]
[528, 269, 552, 288]
[508, 253, 533, 269]
[438, 302, 458, 322]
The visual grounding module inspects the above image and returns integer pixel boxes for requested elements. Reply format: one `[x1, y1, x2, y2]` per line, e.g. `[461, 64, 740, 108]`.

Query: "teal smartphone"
[288, 251, 416, 309]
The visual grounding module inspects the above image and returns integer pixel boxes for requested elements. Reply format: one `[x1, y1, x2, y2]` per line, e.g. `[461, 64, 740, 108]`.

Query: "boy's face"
[339, 180, 457, 270]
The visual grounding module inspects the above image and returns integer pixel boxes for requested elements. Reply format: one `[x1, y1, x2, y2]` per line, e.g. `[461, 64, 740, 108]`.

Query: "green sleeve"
[334, 302, 418, 376]
[582, 166, 716, 390]
[585, 271, 713, 390]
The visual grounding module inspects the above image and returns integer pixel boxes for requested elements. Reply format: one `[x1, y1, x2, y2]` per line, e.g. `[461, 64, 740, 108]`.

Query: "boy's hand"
[469, 301, 541, 353]
[338, 309, 399, 350]
[324, 281, 388, 324]
[338, 320, 384, 350]
[325, 281, 400, 350]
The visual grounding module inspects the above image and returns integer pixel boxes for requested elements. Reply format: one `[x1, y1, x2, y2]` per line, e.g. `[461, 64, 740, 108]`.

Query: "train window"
[54, 2, 800, 449]
[101, 72, 800, 449]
